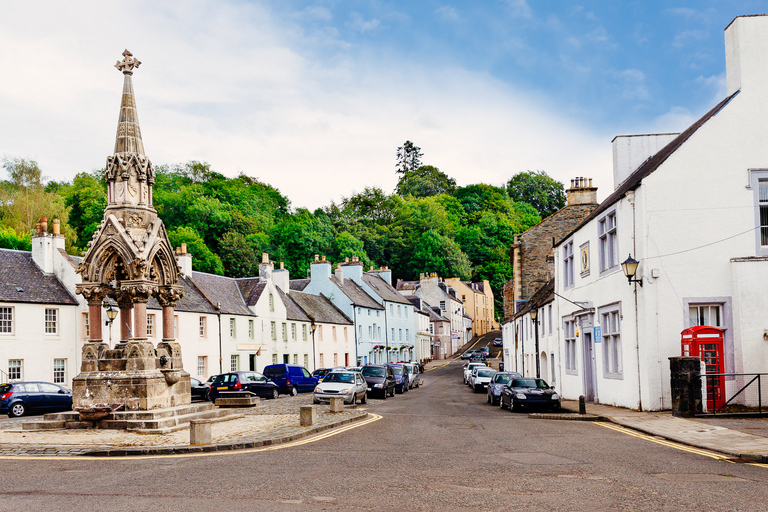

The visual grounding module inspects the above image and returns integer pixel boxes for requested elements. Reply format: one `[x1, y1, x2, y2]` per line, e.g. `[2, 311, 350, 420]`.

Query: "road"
[2, 360, 767, 511]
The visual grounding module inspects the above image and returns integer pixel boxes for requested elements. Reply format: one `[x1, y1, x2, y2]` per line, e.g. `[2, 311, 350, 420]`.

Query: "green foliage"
[395, 140, 423, 174]
[506, 170, 566, 219]
[0, 225, 31, 251]
[168, 226, 224, 275]
[411, 230, 471, 280]
[396, 165, 457, 197]
[61, 172, 107, 252]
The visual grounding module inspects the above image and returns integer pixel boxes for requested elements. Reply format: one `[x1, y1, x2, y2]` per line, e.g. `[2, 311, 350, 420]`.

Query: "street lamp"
[621, 254, 643, 287]
[530, 307, 540, 378]
[311, 322, 317, 370]
[104, 303, 118, 348]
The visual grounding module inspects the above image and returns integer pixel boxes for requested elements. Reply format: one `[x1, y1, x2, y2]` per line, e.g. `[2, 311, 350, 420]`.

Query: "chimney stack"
[566, 176, 598, 206]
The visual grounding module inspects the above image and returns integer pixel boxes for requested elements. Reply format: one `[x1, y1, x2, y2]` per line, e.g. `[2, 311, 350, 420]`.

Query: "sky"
[2, 1, 768, 210]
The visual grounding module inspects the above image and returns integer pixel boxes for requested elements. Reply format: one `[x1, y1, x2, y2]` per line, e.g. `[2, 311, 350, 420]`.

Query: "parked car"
[468, 365, 487, 388]
[313, 371, 368, 405]
[463, 362, 487, 384]
[493, 337, 503, 347]
[499, 377, 561, 412]
[190, 377, 211, 401]
[403, 362, 421, 389]
[262, 364, 318, 396]
[468, 353, 487, 363]
[472, 367, 497, 393]
[479, 347, 490, 358]
[208, 371, 280, 402]
[460, 349, 479, 360]
[386, 363, 410, 394]
[312, 368, 334, 382]
[0, 382, 72, 417]
[361, 364, 396, 398]
[486, 371, 522, 405]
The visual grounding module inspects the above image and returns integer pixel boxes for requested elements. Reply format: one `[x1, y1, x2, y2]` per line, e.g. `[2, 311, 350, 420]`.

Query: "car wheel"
[382, 389, 387, 400]
[509, 400, 516, 413]
[390, 387, 395, 397]
[271, 388, 279, 400]
[290, 386, 298, 397]
[361, 392, 367, 404]
[486, 393, 491, 404]
[9, 402, 25, 418]
[499, 396, 506, 409]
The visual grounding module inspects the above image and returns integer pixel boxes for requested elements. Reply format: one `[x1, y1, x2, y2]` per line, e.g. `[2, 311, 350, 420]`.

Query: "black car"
[190, 377, 211, 401]
[360, 364, 396, 398]
[469, 353, 487, 363]
[0, 382, 72, 417]
[208, 371, 280, 402]
[499, 377, 560, 412]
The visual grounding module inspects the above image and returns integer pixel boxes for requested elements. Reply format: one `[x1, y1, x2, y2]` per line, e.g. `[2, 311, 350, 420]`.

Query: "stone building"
[502, 177, 598, 319]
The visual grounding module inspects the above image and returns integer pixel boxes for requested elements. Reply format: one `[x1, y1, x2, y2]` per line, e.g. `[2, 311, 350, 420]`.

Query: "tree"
[506, 171, 566, 219]
[395, 165, 456, 197]
[410, 230, 471, 280]
[395, 140, 423, 174]
[167, 226, 224, 275]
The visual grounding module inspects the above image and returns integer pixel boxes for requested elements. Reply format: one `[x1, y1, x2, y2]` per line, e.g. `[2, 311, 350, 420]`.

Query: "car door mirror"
[59, 389, 66, 394]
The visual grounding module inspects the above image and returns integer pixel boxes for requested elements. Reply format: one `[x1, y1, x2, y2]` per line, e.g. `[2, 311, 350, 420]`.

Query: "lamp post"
[311, 322, 317, 371]
[104, 303, 118, 348]
[530, 307, 540, 378]
[621, 254, 643, 286]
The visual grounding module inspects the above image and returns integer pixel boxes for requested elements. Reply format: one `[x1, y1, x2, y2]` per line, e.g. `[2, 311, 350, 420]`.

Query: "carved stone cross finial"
[115, 49, 141, 74]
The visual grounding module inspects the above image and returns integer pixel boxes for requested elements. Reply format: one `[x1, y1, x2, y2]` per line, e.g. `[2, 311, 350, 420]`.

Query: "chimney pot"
[52, 218, 61, 235]
[314, 254, 319, 261]
[181, 242, 187, 254]
[280, 261, 284, 269]
[321, 255, 326, 261]
[262, 252, 269, 263]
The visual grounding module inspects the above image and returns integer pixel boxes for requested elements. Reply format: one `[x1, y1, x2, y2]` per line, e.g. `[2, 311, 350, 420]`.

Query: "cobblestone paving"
[0, 394, 367, 457]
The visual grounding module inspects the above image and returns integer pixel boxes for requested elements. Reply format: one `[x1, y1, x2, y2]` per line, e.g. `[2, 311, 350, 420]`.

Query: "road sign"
[594, 325, 601, 343]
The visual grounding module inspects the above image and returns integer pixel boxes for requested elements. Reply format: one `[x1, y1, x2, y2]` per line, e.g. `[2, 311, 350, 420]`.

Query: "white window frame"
[563, 240, 574, 288]
[8, 359, 22, 381]
[751, 170, 768, 255]
[146, 314, 154, 337]
[53, 358, 66, 384]
[599, 305, 623, 379]
[0, 307, 13, 335]
[199, 317, 206, 337]
[229, 318, 236, 338]
[249, 319, 254, 339]
[598, 210, 618, 273]
[231, 354, 239, 372]
[282, 323, 288, 341]
[197, 356, 207, 377]
[45, 308, 58, 335]
[271, 321, 277, 340]
[291, 323, 297, 341]
[302, 324, 308, 341]
[564, 320, 577, 375]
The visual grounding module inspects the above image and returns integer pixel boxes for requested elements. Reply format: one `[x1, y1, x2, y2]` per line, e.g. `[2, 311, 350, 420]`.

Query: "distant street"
[2, 360, 768, 511]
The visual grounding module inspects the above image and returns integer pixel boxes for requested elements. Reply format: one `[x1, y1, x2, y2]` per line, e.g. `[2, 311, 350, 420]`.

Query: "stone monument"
[72, 50, 189, 411]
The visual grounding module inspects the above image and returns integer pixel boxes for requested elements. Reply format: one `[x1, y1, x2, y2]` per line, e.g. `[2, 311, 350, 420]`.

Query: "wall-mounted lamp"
[621, 254, 643, 287]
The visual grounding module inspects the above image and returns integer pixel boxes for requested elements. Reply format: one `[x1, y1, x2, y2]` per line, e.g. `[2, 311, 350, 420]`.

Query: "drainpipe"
[384, 303, 390, 364]
[353, 306, 359, 365]
[216, 302, 222, 374]
[627, 190, 643, 411]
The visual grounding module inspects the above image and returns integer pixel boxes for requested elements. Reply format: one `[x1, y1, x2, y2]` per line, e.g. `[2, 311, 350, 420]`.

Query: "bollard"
[578, 395, 586, 415]
[300, 405, 317, 426]
[329, 397, 344, 412]
[190, 419, 212, 446]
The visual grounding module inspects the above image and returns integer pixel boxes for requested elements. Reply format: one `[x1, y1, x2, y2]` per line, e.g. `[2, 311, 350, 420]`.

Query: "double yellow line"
[598, 422, 768, 468]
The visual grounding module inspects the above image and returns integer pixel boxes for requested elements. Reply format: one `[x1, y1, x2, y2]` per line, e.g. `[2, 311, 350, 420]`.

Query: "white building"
[551, 15, 768, 411]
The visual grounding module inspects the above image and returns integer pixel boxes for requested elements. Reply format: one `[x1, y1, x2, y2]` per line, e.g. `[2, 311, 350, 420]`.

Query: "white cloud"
[672, 29, 707, 48]
[348, 13, 381, 33]
[610, 69, 649, 101]
[504, 0, 532, 19]
[435, 5, 459, 22]
[650, 106, 697, 133]
[0, 1, 613, 210]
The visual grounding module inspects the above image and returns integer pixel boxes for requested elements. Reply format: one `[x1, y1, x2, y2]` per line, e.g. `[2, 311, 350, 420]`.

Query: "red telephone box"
[681, 326, 725, 410]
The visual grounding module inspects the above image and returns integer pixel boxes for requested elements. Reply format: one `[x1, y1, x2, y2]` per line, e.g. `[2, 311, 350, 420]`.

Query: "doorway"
[249, 354, 256, 371]
[582, 332, 597, 401]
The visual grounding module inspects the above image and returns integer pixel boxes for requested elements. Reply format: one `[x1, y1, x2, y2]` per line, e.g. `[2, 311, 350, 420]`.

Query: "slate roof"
[362, 273, 412, 305]
[0, 249, 79, 305]
[289, 291, 353, 325]
[330, 275, 384, 310]
[145, 275, 219, 314]
[236, 278, 267, 306]
[290, 279, 310, 291]
[428, 306, 450, 322]
[396, 280, 419, 292]
[556, 92, 739, 247]
[510, 278, 555, 323]
[277, 287, 311, 322]
[190, 272, 254, 316]
[404, 295, 430, 315]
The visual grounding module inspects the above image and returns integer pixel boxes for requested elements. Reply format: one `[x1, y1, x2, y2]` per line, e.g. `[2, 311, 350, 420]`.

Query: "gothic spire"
[113, 50, 145, 156]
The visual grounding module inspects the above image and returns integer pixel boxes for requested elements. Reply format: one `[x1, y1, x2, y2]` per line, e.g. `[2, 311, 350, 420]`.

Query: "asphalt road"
[2, 360, 768, 511]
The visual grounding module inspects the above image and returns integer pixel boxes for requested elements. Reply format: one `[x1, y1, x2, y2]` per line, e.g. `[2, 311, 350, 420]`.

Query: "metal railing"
[699, 372, 768, 417]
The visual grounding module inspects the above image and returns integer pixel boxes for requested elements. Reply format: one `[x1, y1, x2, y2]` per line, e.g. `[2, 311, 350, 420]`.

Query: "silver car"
[472, 367, 497, 393]
[313, 371, 368, 405]
[403, 363, 421, 389]
[463, 362, 487, 384]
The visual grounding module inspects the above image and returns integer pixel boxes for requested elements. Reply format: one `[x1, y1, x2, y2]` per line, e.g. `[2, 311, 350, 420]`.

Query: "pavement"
[0, 394, 367, 457]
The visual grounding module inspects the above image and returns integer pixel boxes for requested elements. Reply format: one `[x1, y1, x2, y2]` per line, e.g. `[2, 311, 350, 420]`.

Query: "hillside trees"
[506, 170, 565, 218]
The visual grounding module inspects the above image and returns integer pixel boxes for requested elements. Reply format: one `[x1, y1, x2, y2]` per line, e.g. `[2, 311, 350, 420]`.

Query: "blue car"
[486, 371, 522, 405]
[262, 364, 318, 396]
[386, 363, 410, 394]
[0, 381, 72, 417]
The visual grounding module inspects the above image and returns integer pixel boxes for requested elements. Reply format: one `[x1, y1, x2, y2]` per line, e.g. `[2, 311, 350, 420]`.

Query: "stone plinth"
[299, 405, 316, 426]
[190, 419, 212, 446]
[329, 397, 344, 412]
[73, 369, 191, 411]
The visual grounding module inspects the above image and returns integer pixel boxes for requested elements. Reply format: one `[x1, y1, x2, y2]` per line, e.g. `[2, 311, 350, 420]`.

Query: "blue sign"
[593, 325, 602, 343]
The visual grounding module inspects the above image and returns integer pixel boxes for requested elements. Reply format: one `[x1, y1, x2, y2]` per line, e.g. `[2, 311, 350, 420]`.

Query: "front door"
[582, 332, 597, 401]
[249, 354, 256, 371]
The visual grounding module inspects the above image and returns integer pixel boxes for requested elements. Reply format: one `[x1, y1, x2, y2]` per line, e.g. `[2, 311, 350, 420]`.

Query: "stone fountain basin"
[75, 403, 124, 421]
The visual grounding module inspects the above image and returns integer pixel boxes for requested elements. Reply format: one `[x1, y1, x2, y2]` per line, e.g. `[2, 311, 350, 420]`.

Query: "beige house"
[444, 278, 496, 335]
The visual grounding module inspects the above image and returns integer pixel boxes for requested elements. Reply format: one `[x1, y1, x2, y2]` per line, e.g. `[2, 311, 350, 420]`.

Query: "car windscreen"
[493, 374, 512, 384]
[361, 367, 385, 378]
[390, 366, 403, 376]
[477, 369, 495, 377]
[511, 379, 550, 389]
[404, 366, 412, 374]
[324, 373, 355, 383]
